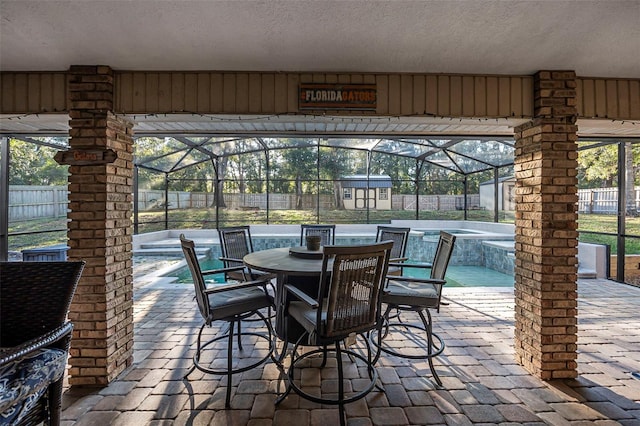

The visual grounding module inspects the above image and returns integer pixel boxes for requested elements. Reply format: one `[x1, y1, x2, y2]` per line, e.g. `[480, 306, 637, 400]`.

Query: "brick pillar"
[66, 66, 135, 386]
[513, 71, 579, 380]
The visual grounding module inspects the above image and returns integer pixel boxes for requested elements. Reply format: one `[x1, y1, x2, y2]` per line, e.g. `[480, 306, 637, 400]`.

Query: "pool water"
[446, 265, 514, 287]
[176, 258, 226, 284]
[171, 258, 514, 288]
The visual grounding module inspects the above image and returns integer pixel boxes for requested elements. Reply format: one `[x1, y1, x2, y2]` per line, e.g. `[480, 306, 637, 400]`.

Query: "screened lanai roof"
[129, 113, 520, 176]
[134, 136, 515, 176]
[3, 114, 519, 176]
[4, 112, 637, 178]
[7, 133, 516, 176]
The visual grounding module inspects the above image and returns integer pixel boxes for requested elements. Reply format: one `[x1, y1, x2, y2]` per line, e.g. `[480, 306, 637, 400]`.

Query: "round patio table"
[243, 247, 332, 344]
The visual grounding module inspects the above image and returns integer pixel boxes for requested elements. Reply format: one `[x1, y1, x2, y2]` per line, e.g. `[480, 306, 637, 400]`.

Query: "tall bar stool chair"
[373, 231, 456, 386]
[376, 225, 411, 275]
[180, 234, 274, 407]
[218, 225, 263, 281]
[277, 241, 393, 426]
[300, 224, 336, 246]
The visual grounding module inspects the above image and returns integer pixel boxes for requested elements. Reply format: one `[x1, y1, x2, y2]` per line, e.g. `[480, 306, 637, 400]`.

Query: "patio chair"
[217, 225, 264, 281]
[276, 241, 393, 426]
[376, 225, 411, 275]
[373, 231, 456, 386]
[0, 260, 85, 426]
[299, 224, 336, 246]
[179, 235, 274, 408]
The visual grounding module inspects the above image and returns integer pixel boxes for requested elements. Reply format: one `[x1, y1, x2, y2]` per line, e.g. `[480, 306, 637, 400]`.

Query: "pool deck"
[59, 261, 640, 425]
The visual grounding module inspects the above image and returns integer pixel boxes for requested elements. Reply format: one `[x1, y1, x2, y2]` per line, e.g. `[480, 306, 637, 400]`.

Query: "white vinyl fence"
[578, 187, 640, 214]
[8, 185, 638, 221]
[8, 185, 69, 221]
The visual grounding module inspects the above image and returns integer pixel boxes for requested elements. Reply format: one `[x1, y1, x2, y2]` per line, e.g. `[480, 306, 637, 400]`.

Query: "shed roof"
[341, 175, 392, 188]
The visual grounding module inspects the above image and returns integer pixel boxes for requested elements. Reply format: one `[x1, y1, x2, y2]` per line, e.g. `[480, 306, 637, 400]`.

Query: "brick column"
[513, 71, 579, 380]
[66, 66, 134, 386]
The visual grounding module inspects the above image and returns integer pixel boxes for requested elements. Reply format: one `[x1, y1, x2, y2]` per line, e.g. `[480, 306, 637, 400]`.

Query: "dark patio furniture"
[243, 246, 334, 349]
[299, 224, 336, 246]
[217, 225, 265, 281]
[276, 241, 393, 426]
[180, 235, 274, 408]
[376, 225, 411, 275]
[0, 261, 85, 426]
[374, 231, 456, 386]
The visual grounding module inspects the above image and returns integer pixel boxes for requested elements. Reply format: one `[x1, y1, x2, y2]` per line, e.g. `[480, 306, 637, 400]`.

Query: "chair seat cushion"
[0, 347, 67, 424]
[209, 286, 273, 320]
[288, 301, 326, 332]
[382, 280, 440, 308]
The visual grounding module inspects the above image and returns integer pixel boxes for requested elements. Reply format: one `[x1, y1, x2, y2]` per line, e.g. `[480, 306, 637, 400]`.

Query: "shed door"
[355, 188, 376, 209]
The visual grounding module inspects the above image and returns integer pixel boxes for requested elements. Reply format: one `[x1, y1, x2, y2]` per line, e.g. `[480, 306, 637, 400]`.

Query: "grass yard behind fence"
[7, 210, 640, 255]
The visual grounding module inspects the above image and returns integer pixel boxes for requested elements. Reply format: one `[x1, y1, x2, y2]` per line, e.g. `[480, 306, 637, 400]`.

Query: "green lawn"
[134, 207, 513, 232]
[578, 213, 640, 254]
[7, 209, 640, 255]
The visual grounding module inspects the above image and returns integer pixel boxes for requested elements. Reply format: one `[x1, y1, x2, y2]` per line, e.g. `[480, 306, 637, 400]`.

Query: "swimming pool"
[141, 222, 517, 287]
[167, 255, 514, 288]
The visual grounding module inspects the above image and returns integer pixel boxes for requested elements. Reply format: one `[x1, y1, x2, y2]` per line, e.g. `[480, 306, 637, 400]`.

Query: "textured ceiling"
[1, 1, 639, 138]
[1, 0, 639, 77]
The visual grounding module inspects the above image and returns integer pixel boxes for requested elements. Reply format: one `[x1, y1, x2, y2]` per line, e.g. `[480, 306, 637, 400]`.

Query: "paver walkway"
[61, 278, 640, 425]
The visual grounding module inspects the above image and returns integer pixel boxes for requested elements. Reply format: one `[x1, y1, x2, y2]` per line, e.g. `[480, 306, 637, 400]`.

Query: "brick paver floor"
[61, 277, 640, 425]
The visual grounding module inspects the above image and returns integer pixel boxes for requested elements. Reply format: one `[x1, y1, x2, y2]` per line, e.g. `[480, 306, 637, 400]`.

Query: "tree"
[279, 144, 317, 209]
[9, 138, 68, 185]
[319, 145, 365, 210]
[577, 144, 619, 188]
[216, 156, 229, 208]
[371, 149, 417, 194]
[577, 141, 639, 216]
[134, 137, 180, 190]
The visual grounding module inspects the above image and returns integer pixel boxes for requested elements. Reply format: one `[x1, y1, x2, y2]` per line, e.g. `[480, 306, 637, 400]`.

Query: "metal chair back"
[430, 231, 456, 281]
[218, 225, 254, 268]
[300, 224, 336, 246]
[180, 235, 211, 321]
[317, 241, 393, 338]
[376, 226, 410, 261]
